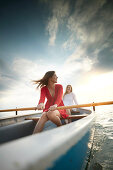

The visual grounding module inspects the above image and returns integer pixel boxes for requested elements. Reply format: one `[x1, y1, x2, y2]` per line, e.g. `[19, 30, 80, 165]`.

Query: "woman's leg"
[33, 112, 49, 134]
[47, 110, 62, 127]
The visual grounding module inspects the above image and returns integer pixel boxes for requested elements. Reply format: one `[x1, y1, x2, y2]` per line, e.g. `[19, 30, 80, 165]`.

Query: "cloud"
[62, 34, 78, 50]
[63, 0, 113, 73]
[46, 17, 58, 46]
[0, 57, 67, 91]
[0, 58, 20, 90]
[93, 44, 113, 72]
[0, 57, 39, 91]
[46, 0, 69, 46]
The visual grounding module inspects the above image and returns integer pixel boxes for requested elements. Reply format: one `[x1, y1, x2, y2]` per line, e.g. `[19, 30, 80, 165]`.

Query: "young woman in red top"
[33, 71, 68, 134]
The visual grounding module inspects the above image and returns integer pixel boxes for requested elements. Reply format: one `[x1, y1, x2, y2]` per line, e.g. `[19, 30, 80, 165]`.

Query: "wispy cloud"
[46, 17, 58, 46]
[62, 34, 78, 50]
[63, 0, 113, 73]
[46, 0, 69, 46]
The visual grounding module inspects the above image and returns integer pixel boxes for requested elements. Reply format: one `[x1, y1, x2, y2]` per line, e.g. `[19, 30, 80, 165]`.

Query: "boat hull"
[0, 112, 95, 170]
[48, 131, 92, 170]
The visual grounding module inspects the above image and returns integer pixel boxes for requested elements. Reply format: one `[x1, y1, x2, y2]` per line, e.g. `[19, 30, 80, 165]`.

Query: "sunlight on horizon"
[76, 71, 113, 104]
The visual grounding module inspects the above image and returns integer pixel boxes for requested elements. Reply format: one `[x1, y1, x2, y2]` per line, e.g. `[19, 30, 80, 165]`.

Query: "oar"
[0, 101, 113, 112]
[0, 107, 37, 112]
[57, 101, 113, 110]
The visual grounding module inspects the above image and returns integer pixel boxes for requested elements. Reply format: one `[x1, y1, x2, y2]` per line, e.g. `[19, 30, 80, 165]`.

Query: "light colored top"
[63, 92, 78, 111]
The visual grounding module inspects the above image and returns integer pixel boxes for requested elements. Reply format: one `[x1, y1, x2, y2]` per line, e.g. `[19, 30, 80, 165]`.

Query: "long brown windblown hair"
[33, 71, 55, 88]
[63, 85, 72, 97]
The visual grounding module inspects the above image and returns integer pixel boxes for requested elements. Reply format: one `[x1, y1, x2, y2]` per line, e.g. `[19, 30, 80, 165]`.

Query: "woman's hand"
[36, 103, 45, 110]
[49, 104, 57, 111]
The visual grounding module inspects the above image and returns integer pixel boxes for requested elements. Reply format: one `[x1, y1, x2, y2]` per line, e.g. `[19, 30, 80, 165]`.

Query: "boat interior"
[0, 108, 91, 145]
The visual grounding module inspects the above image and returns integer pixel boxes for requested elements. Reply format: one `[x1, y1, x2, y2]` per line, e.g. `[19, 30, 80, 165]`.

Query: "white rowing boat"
[0, 108, 94, 170]
[0, 101, 113, 170]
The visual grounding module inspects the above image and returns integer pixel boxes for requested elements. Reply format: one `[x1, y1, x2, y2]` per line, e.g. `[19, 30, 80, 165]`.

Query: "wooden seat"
[25, 114, 88, 122]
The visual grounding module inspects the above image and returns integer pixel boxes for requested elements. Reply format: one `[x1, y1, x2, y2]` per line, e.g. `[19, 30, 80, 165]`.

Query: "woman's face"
[66, 85, 72, 93]
[50, 73, 58, 83]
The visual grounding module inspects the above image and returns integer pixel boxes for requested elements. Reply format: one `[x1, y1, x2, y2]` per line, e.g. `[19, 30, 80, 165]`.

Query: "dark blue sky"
[0, 0, 50, 60]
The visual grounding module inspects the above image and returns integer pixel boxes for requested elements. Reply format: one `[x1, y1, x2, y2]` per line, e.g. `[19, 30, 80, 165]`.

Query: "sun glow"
[76, 72, 113, 103]
[89, 72, 113, 89]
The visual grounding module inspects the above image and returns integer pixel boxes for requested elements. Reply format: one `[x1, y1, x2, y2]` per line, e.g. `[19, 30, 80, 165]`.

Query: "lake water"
[88, 105, 113, 170]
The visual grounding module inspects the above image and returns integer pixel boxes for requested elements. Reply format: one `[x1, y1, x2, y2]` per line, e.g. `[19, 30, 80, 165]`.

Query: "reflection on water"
[88, 105, 113, 170]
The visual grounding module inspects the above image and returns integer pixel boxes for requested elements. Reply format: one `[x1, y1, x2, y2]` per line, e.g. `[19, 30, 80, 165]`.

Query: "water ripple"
[88, 105, 113, 170]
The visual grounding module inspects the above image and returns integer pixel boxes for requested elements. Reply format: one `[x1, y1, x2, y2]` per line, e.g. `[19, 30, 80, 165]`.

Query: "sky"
[0, 0, 113, 112]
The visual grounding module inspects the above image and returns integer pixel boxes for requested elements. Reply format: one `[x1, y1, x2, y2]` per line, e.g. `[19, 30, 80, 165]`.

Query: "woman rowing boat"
[33, 71, 68, 134]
